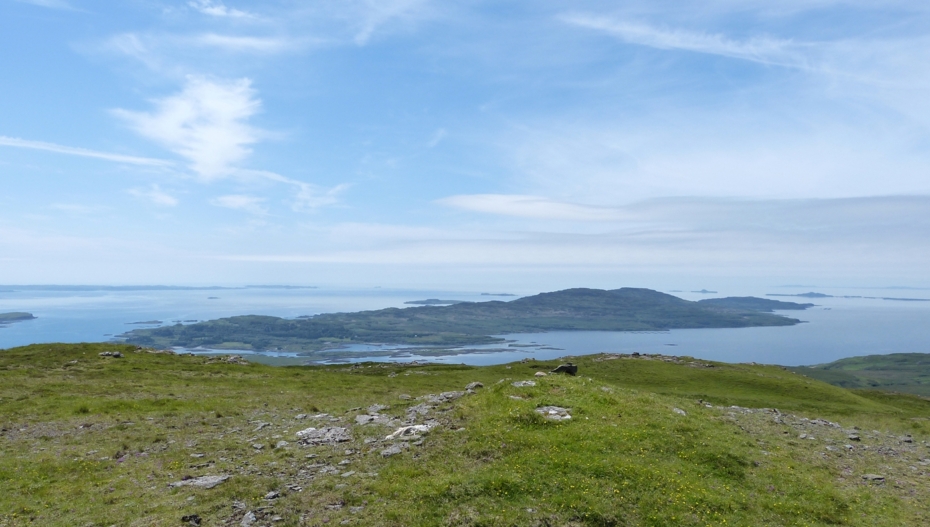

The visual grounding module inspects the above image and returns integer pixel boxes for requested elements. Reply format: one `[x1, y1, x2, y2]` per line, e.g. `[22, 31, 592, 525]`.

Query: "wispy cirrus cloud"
[211, 194, 267, 215]
[236, 169, 349, 211]
[113, 76, 262, 180]
[128, 184, 179, 207]
[188, 0, 254, 19]
[193, 33, 296, 53]
[562, 13, 805, 68]
[439, 194, 627, 222]
[348, 0, 433, 45]
[0, 135, 173, 167]
[14, 0, 73, 9]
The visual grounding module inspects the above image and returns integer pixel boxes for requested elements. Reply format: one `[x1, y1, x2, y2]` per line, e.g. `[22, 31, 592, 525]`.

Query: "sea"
[1, 286, 929, 367]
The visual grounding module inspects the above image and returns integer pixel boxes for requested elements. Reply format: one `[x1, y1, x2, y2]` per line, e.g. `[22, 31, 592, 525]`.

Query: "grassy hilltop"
[122, 288, 808, 355]
[2, 343, 930, 526]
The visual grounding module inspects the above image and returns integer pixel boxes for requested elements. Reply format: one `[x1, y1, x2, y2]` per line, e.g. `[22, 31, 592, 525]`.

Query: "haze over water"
[2, 286, 928, 367]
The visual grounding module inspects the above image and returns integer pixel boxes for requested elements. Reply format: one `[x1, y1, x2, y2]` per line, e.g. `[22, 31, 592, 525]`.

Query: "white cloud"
[15, 0, 72, 9]
[188, 0, 253, 19]
[211, 194, 267, 214]
[128, 185, 179, 207]
[293, 183, 350, 211]
[427, 128, 447, 148]
[232, 169, 347, 211]
[113, 76, 262, 180]
[351, 0, 432, 45]
[439, 194, 627, 222]
[0, 135, 173, 167]
[193, 34, 295, 53]
[562, 14, 804, 68]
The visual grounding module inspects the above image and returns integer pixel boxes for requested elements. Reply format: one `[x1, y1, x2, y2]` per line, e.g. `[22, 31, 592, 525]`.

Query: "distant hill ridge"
[123, 287, 809, 354]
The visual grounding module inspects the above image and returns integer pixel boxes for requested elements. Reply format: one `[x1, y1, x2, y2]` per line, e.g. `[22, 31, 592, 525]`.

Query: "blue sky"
[1, 0, 929, 289]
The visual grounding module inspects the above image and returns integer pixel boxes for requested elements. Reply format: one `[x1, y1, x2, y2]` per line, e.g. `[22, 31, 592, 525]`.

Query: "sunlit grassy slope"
[790, 353, 930, 396]
[2, 343, 929, 526]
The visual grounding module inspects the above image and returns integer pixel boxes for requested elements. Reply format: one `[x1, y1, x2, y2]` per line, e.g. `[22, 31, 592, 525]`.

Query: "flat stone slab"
[536, 406, 571, 421]
[169, 475, 230, 489]
[296, 426, 352, 445]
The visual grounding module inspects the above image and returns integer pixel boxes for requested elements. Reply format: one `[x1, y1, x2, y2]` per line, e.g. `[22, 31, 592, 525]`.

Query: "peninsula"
[122, 288, 810, 352]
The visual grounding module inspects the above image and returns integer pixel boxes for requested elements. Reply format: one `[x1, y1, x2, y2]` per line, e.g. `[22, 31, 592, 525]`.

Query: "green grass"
[789, 353, 930, 396]
[1, 344, 929, 526]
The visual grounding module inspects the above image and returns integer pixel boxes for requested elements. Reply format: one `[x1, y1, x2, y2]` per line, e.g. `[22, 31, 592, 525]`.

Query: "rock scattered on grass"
[512, 380, 536, 387]
[295, 426, 352, 445]
[98, 351, 122, 358]
[465, 382, 483, 390]
[673, 408, 687, 416]
[381, 444, 404, 457]
[168, 475, 230, 489]
[862, 474, 885, 482]
[536, 406, 571, 421]
[386, 424, 435, 440]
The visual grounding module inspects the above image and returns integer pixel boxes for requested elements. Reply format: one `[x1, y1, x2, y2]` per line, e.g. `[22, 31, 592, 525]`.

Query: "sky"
[1, 0, 929, 290]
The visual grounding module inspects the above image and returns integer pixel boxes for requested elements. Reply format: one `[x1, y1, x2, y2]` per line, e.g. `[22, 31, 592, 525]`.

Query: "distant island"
[691, 289, 717, 294]
[768, 292, 831, 298]
[481, 293, 516, 296]
[769, 292, 929, 302]
[404, 299, 468, 305]
[0, 312, 36, 325]
[122, 288, 811, 354]
[126, 320, 163, 325]
[696, 297, 814, 312]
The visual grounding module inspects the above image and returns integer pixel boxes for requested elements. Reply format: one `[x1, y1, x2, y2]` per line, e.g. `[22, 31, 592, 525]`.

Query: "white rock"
[385, 424, 434, 440]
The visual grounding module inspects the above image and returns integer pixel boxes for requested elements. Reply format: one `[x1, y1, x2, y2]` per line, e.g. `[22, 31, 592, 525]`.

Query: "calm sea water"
[1, 286, 928, 367]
